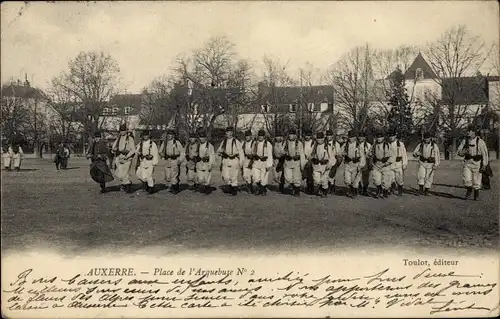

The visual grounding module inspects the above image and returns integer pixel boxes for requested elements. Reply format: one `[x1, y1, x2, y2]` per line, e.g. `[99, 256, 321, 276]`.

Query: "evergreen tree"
[387, 68, 413, 138]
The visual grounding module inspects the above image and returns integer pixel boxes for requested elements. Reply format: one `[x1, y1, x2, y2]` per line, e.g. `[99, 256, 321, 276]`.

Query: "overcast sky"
[1, 1, 498, 93]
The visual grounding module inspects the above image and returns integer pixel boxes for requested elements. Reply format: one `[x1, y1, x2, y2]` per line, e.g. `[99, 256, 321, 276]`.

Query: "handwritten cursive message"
[3, 262, 498, 317]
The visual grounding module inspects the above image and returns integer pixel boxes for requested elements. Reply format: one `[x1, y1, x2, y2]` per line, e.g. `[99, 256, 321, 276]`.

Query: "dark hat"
[189, 132, 198, 139]
[198, 131, 207, 138]
[348, 130, 355, 138]
[304, 129, 312, 136]
[93, 131, 102, 138]
[388, 130, 397, 137]
[316, 132, 325, 139]
[245, 130, 252, 136]
[119, 123, 127, 131]
[375, 131, 384, 138]
[326, 129, 334, 136]
[142, 130, 151, 137]
[359, 131, 367, 137]
[225, 126, 234, 132]
[275, 130, 284, 137]
[258, 129, 266, 136]
[288, 128, 297, 135]
[166, 129, 176, 135]
[423, 132, 431, 138]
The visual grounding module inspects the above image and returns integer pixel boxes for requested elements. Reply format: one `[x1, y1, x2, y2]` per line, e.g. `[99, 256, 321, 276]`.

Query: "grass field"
[1, 156, 498, 255]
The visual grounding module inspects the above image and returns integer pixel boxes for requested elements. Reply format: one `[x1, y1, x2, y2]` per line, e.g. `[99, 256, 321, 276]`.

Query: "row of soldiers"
[86, 123, 490, 200]
[2, 143, 24, 171]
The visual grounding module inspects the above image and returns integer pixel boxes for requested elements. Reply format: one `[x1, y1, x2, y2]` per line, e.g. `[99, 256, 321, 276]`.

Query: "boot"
[100, 183, 107, 193]
[314, 186, 320, 196]
[260, 184, 267, 196]
[418, 185, 424, 196]
[329, 183, 336, 195]
[15, 167, 20, 171]
[120, 184, 126, 192]
[171, 183, 180, 194]
[148, 184, 154, 194]
[254, 183, 262, 195]
[465, 187, 472, 200]
[142, 182, 148, 191]
[126, 183, 133, 194]
[474, 189, 479, 201]
[376, 185, 382, 198]
[294, 186, 300, 197]
[362, 185, 369, 196]
[347, 186, 354, 198]
[231, 185, 238, 196]
[353, 187, 358, 198]
[424, 188, 430, 196]
[321, 187, 328, 198]
[398, 185, 403, 196]
[390, 182, 396, 195]
[279, 182, 284, 194]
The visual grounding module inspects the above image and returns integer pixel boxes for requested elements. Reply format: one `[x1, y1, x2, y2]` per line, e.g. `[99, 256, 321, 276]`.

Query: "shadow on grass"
[3, 168, 39, 172]
[434, 183, 467, 190]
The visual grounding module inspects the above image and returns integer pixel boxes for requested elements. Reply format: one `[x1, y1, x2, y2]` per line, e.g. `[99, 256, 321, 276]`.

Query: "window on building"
[320, 102, 328, 112]
[261, 104, 270, 113]
[289, 104, 297, 113]
[112, 107, 119, 115]
[307, 102, 315, 112]
[124, 106, 131, 115]
[102, 107, 109, 115]
[416, 68, 424, 81]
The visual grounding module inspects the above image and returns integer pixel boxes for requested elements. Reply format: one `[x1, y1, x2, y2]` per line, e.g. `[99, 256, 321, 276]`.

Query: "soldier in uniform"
[241, 130, 255, 193]
[310, 132, 335, 197]
[283, 128, 306, 196]
[184, 132, 199, 191]
[326, 129, 342, 194]
[342, 130, 366, 198]
[128, 130, 159, 194]
[388, 131, 408, 196]
[273, 130, 286, 193]
[86, 131, 114, 193]
[457, 125, 489, 200]
[112, 124, 136, 193]
[196, 131, 216, 195]
[358, 131, 372, 196]
[159, 129, 185, 194]
[413, 132, 440, 196]
[217, 126, 244, 196]
[371, 131, 396, 198]
[2, 143, 11, 170]
[251, 129, 273, 195]
[7, 141, 24, 171]
[54, 142, 70, 170]
[302, 129, 315, 194]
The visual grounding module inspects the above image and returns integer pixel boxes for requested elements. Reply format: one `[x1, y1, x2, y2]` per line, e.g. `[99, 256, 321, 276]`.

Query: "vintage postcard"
[1, 0, 499, 318]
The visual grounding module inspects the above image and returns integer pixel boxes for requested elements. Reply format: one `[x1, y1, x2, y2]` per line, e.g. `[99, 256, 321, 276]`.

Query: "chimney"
[24, 73, 30, 87]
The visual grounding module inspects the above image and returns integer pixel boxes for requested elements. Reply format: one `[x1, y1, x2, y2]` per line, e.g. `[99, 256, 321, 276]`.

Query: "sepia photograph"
[1, 1, 499, 318]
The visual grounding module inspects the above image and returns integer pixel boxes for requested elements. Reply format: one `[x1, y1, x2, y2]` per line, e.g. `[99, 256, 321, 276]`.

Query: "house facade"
[98, 93, 143, 132]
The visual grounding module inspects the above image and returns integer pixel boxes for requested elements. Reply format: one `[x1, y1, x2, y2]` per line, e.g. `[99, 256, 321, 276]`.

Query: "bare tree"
[51, 51, 122, 151]
[1, 92, 30, 143]
[47, 86, 82, 145]
[424, 25, 494, 158]
[326, 44, 375, 133]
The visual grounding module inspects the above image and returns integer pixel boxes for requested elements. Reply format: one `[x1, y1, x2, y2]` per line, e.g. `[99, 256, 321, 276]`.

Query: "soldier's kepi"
[86, 131, 114, 193]
[112, 123, 136, 193]
[457, 125, 489, 200]
[217, 126, 244, 196]
[159, 129, 185, 194]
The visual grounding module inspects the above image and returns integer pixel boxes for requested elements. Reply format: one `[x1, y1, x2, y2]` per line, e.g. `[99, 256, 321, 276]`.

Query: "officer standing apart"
[241, 130, 255, 193]
[302, 129, 315, 194]
[112, 124, 136, 193]
[217, 126, 244, 196]
[185, 132, 200, 191]
[371, 131, 396, 198]
[283, 129, 306, 196]
[343, 130, 366, 198]
[159, 129, 185, 194]
[129, 130, 159, 194]
[86, 131, 114, 193]
[272, 131, 286, 193]
[413, 132, 440, 196]
[358, 131, 372, 196]
[251, 129, 273, 195]
[196, 131, 216, 195]
[388, 131, 408, 196]
[310, 131, 335, 197]
[457, 125, 489, 200]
